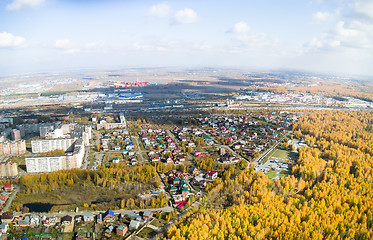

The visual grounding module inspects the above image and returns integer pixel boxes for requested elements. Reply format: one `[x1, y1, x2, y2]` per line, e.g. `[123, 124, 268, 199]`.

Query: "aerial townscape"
[1, 0, 373, 239]
[0, 67, 371, 239]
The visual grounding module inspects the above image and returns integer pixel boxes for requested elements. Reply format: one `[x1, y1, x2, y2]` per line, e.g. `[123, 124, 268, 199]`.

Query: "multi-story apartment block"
[11, 129, 21, 141]
[0, 161, 18, 177]
[0, 140, 26, 155]
[31, 138, 75, 154]
[26, 139, 85, 173]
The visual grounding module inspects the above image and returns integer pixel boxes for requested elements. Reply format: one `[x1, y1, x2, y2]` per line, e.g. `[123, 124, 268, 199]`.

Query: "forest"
[11, 164, 167, 212]
[165, 110, 373, 239]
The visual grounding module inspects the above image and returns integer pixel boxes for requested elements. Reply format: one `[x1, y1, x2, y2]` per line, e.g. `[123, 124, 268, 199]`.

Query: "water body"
[23, 203, 69, 212]
[23, 203, 54, 212]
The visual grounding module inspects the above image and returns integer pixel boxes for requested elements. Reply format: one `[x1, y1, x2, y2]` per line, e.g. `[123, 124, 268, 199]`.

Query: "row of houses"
[1, 209, 154, 237]
[197, 113, 291, 160]
[140, 129, 189, 164]
[100, 129, 132, 152]
[172, 126, 214, 146]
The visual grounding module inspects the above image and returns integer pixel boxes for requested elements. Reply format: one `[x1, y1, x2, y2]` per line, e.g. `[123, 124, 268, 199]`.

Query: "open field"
[13, 183, 152, 213]
[265, 169, 289, 179]
[138, 227, 157, 238]
[263, 148, 298, 164]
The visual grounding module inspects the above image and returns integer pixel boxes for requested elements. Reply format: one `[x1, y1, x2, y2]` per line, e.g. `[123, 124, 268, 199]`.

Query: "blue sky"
[1, 0, 373, 76]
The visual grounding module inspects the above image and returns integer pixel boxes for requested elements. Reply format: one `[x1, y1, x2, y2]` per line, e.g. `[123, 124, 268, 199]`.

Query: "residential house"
[148, 150, 155, 156]
[181, 187, 190, 196]
[206, 140, 214, 145]
[48, 216, 59, 225]
[96, 214, 102, 224]
[3, 184, 12, 192]
[61, 215, 73, 225]
[114, 146, 121, 151]
[151, 156, 160, 162]
[190, 168, 199, 175]
[116, 225, 128, 236]
[0, 192, 8, 201]
[176, 201, 187, 209]
[83, 213, 94, 223]
[0, 223, 8, 234]
[169, 186, 178, 194]
[143, 210, 153, 219]
[112, 157, 120, 164]
[102, 143, 109, 151]
[75, 232, 93, 240]
[0, 212, 13, 224]
[165, 157, 173, 164]
[196, 180, 207, 188]
[105, 225, 114, 235]
[180, 180, 188, 188]
[206, 171, 218, 180]
[102, 209, 115, 222]
[219, 148, 226, 155]
[171, 177, 180, 185]
[129, 219, 141, 230]
[178, 154, 186, 162]
[18, 215, 30, 226]
[29, 214, 39, 225]
[188, 142, 195, 148]
[42, 219, 51, 227]
[126, 144, 134, 150]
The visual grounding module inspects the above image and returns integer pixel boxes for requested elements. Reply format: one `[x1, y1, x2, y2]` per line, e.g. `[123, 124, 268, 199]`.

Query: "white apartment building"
[26, 139, 85, 173]
[31, 138, 75, 154]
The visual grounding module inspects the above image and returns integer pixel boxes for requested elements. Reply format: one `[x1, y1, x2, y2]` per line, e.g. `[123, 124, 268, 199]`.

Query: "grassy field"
[263, 148, 298, 164]
[151, 218, 166, 228]
[74, 222, 95, 233]
[137, 227, 157, 239]
[265, 169, 289, 179]
[13, 182, 152, 213]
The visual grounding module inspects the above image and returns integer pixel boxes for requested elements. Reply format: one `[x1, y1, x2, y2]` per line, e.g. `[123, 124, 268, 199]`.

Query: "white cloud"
[228, 21, 251, 34]
[192, 43, 212, 51]
[354, 0, 373, 20]
[0, 32, 26, 48]
[335, 20, 373, 48]
[85, 42, 104, 49]
[304, 20, 373, 52]
[304, 0, 373, 54]
[313, 11, 333, 23]
[6, 0, 45, 11]
[147, 2, 170, 18]
[173, 8, 198, 24]
[227, 21, 276, 48]
[55, 39, 80, 54]
[133, 42, 167, 52]
[55, 39, 72, 49]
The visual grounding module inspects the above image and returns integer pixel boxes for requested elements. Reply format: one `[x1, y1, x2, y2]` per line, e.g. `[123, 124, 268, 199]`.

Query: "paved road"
[82, 147, 90, 169]
[14, 206, 174, 217]
[1, 185, 20, 214]
[133, 136, 145, 163]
